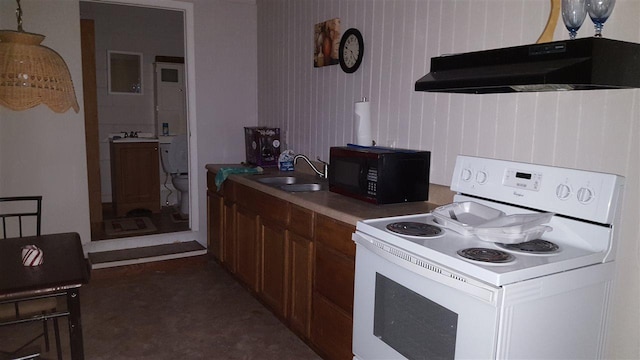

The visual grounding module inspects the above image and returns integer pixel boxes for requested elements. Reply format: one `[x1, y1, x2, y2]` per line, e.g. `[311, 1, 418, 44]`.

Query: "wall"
[0, 0, 91, 242]
[79, 2, 184, 202]
[256, 0, 640, 358]
[1, 0, 258, 258]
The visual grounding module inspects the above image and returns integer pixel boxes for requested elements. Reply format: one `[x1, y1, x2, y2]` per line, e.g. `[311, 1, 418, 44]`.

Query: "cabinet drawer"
[289, 204, 314, 239]
[315, 215, 355, 258]
[207, 171, 216, 191]
[235, 183, 289, 227]
[222, 179, 236, 202]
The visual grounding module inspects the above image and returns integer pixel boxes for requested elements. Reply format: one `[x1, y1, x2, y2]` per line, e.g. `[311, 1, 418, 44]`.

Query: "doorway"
[80, 1, 192, 241]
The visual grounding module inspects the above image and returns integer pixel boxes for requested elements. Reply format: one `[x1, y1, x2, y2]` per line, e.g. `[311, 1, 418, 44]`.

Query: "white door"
[155, 62, 186, 135]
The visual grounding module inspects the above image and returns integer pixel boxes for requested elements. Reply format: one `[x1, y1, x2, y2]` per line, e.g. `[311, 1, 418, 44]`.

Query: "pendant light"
[0, 0, 79, 113]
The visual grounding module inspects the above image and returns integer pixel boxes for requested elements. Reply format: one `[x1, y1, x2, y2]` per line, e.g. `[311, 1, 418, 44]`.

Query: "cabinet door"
[314, 243, 355, 314]
[222, 199, 236, 272]
[289, 232, 313, 338]
[111, 142, 161, 217]
[236, 205, 259, 291]
[312, 293, 354, 360]
[207, 189, 223, 260]
[312, 215, 356, 360]
[260, 220, 288, 317]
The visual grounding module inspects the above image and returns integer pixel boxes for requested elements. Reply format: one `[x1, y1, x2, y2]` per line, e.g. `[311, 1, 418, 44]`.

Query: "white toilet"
[160, 134, 189, 216]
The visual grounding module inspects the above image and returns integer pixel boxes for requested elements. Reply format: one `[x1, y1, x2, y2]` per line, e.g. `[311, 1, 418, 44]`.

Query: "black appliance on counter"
[329, 146, 430, 205]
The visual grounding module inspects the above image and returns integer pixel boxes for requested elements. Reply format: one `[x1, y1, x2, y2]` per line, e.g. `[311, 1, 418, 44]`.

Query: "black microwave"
[328, 146, 431, 204]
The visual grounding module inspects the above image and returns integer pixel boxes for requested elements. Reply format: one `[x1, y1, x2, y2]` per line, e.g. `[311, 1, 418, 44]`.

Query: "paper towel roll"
[354, 99, 372, 146]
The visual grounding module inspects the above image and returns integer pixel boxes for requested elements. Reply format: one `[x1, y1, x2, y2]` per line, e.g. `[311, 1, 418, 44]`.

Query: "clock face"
[343, 35, 360, 67]
[339, 28, 363, 73]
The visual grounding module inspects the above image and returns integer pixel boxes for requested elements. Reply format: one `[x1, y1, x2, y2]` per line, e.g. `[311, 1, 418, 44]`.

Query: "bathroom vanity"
[110, 139, 161, 217]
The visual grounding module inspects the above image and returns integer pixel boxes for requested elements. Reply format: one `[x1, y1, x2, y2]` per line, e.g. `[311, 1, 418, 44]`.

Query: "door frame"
[82, 0, 199, 240]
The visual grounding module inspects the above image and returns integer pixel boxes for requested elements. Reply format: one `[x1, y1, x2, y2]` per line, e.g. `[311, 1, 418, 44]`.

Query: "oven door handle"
[354, 232, 500, 304]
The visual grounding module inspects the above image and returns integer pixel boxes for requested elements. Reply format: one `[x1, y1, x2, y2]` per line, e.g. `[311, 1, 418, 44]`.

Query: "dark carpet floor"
[0, 260, 321, 359]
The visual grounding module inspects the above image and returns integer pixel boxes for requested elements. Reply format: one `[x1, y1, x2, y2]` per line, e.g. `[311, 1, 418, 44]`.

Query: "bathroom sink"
[111, 137, 159, 143]
[256, 176, 298, 185]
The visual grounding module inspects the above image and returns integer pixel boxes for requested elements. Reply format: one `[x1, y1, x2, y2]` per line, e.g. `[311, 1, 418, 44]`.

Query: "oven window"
[374, 273, 457, 360]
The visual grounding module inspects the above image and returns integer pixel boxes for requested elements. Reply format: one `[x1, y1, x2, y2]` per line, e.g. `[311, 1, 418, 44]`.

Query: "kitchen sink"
[254, 175, 326, 192]
[256, 176, 298, 185]
[280, 183, 324, 192]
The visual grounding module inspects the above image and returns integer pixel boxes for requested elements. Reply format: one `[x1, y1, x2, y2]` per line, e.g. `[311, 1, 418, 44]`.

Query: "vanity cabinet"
[110, 141, 160, 217]
[206, 170, 353, 360]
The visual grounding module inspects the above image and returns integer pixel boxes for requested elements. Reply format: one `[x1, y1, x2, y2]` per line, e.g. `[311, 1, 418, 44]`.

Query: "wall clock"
[339, 28, 364, 73]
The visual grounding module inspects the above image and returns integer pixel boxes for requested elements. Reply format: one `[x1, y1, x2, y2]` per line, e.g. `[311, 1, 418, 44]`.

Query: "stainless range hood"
[415, 38, 640, 94]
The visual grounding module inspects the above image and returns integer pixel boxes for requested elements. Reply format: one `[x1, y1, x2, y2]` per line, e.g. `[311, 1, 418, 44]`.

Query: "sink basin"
[111, 137, 159, 143]
[280, 183, 323, 192]
[256, 176, 298, 185]
[254, 176, 325, 192]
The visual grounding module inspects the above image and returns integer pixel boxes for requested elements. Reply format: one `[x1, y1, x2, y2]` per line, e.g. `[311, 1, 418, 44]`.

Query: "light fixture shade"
[0, 30, 80, 113]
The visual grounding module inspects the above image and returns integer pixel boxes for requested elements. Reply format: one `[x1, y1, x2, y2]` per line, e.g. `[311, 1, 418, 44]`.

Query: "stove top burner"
[497, 239, 560, 254]
[386, 222, 443, 238]
[457, 248, 515, 263]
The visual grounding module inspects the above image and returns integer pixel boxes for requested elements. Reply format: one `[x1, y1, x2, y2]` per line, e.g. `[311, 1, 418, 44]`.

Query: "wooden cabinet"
[110, 141, 160, 217]
[207, 172, 223, 260]
[260, 220, 288, 316]
[311, 214, 356, 360]
[257, 188, 291, 317]
[287, 204, 314, 338]
[222, 198, 236, 272]
[206, 170, 354, 360]
[235, 205, 259, 291]
[289, 231, 313, 337]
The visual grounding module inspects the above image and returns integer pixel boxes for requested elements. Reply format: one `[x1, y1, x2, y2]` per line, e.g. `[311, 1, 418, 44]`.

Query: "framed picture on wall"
[314, 18, 340, 68]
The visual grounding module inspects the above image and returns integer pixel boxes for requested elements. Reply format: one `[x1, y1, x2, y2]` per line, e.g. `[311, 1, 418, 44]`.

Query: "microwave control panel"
[366, 167, 378, 196]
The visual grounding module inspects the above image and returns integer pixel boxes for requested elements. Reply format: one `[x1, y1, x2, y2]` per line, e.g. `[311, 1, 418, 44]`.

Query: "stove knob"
[577, 187, 595, 204]
[555, 184, 572, 200]
[461, 168, 473, 181]
[476, 170, 488, 184]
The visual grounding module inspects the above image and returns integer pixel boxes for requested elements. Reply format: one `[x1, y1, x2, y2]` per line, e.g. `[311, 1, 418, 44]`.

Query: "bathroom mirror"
[108, 51, 143, 94]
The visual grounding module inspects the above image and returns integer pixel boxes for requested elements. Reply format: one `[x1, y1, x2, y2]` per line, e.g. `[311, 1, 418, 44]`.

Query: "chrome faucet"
[294, 154, 329, 179]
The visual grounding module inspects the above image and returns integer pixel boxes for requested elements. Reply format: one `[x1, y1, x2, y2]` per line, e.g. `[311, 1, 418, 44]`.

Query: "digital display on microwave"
[333, 160, 360, 187]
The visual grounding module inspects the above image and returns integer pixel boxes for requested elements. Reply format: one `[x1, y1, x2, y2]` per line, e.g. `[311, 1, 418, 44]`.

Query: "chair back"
[0, 196, 42, 239]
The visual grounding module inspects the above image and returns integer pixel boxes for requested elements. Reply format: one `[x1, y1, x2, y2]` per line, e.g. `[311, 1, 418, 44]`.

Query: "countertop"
[206, 164, 453, 226]
[110, 138, 159, 143]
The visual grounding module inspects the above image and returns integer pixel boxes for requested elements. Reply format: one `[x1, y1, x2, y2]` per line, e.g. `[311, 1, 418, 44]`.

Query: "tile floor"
[0, 259, 321, 359]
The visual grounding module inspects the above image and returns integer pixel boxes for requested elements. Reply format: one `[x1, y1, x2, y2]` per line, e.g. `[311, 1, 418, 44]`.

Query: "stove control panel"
[503, 168, 542, 191]
[451, 155, 624, 224]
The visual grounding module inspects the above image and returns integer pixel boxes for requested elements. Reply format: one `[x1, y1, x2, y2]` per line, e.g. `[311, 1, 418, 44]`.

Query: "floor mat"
[170, 212, 189, 223]
[104, 217, 157, 236]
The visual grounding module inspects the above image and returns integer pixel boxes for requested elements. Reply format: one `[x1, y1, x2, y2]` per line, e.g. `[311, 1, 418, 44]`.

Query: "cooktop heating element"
[497, 239, 560, 254]
[457, 248, 515, 264]
[385, 222, 443, 238]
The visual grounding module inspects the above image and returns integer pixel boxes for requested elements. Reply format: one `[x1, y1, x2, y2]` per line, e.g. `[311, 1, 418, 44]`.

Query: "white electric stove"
[352, 155, 624, 360]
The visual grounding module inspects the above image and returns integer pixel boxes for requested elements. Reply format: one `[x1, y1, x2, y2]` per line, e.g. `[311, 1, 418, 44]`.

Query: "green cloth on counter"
[215, 166, 264, 190]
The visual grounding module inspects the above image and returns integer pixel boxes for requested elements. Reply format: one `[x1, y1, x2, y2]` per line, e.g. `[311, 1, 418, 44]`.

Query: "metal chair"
[0, 196, 62, 360]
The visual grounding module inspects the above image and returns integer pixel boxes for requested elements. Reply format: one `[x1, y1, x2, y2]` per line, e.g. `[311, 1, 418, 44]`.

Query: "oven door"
[352, 232, 502, 360]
